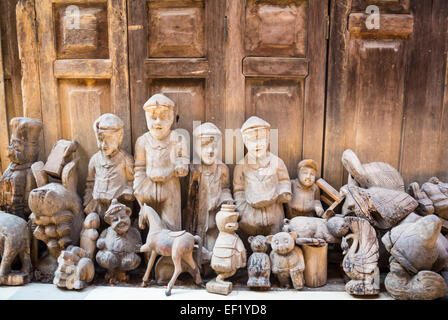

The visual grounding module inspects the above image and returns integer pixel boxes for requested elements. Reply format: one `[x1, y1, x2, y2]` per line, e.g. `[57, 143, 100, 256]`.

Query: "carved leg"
[166, 255, 183, 296]
[216, 270, 236, 284]
[183, 252, 202, 286]
[141, 251, 157, 286]
[19, 250, 32, 276]
[0, 248, 15, 283]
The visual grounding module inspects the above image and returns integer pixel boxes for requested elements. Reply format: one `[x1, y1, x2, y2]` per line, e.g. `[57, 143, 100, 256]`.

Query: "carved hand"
[175, 165, 189, 177]
[278, 192, 293, 203]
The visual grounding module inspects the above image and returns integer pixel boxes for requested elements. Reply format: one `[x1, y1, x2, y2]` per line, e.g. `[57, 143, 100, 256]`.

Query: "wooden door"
[225, 0, 328, 177]
[29, 0, 131, 188]
[128, 0, 225, 150]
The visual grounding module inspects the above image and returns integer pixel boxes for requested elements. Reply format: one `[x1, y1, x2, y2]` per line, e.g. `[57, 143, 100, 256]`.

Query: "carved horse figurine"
[139, 204, 203, 296]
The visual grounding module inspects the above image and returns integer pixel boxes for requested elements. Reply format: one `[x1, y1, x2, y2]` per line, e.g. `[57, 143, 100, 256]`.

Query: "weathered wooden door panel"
[33, 0, 130, 189]
[128, 0, 225, 151]
[226, 0, 328, 177]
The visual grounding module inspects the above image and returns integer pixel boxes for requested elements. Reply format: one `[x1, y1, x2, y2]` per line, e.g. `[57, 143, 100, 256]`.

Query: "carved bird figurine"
[341, 216, 380, 296]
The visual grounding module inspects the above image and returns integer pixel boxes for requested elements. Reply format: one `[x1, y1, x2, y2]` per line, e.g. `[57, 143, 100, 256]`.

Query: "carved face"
[7, 138, 28, 164]
[248, 235, 268, 253]
[108, 209, 131, 235]
[195, 135, 219, 165]
[267, 232, 297, 255]
[97, 130, 122, 157]
[145, 107, 174, 140]
[243, 128, 269, 160]
[298, 166, 316, 188]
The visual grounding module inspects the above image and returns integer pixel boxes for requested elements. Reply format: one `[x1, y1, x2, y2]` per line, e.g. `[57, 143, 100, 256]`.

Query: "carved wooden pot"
[302, 243, 328, 288]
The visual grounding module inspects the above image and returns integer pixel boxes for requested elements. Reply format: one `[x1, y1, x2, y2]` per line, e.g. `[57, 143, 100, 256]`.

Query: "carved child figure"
[287, 159, 326, 219]
[81, 113, 134, 259]
[134, 94, 189, 231]
[233, 116, 292, 236]
[247, 235, 271, 289]
[0, 117, 42, 219]
[96, 200, 142, 283]
[207, 205, 246, 295]
[268, 232, 305, 290]
[185, 122, 233, 258]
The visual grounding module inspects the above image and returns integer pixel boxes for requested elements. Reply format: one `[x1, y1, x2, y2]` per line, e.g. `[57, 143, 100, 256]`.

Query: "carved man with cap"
[185, 122, 233, 258]
[233, 116, 292, 236]
[134, 94, 189, 231]
[287, 159, 325, 219]
[0, 117, 42, 219]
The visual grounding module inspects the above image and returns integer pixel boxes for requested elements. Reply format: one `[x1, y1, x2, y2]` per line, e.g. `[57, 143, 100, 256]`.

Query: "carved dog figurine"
[267, 232, 305, 290]
[139, 204, 203, 296]
[247, 235, 271, 289]
[0, 211, 32, 285]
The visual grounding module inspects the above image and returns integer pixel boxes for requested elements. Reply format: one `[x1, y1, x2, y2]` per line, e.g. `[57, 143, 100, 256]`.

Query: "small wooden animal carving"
[247, 235, 271, 289]
[268, 232, 305, 290]
[54, 246, 94, 290]
[96, 200, 141, 284]
[0, 211, 32, 286]
[139, 204, 202, 296]
[382, 214, 448, 300]
[341, 216, 380, 296]
[409, 177, 448, 220]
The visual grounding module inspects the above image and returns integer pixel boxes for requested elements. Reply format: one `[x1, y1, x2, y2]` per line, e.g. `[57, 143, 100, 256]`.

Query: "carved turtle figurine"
[342, 149, 404, 191]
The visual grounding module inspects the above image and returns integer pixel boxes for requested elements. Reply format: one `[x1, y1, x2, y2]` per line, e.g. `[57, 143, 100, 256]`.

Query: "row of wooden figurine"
[0, 93, 447, 299]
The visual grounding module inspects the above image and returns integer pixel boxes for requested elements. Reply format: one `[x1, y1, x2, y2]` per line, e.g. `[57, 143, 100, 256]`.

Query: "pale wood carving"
[96, 200, 141, 284]
[382, 214, 448, 300]
[247, 235, 271, 289]
[0, 117, 42, 220]
[53, 246, 94, 290]
[0, 211, 32, 286]
[409, 177, 448, 222]
[234, 116, 292, 236]
[134, 94, 189, 231]
[207, 204, 246, 295]
[302, 243, 328, 288]
[139, 204, 202, 296]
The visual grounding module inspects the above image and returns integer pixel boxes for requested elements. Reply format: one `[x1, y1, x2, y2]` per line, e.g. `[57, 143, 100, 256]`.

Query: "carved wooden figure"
[134, 94, 189, 231]
[268, 231, 305, 290]
[382, 214, 448, 300]
[247, 235, 271, 290]
[96, 200, 141, 284]
[207, 204, 246, 295]
[409, 177, 448, 221]
[0, 117, 42, 220]
[341, 216, 380, 296]
[185, 122, 233, 262]
[54, 246, 94, 290]
[81, 113, 134, 259]
[0, 211, 32, 286]
[234, 116, 292, 236]
[29, 140, 83, 281]
[139, 204, 202, 296]
[287, 159, 325, 219]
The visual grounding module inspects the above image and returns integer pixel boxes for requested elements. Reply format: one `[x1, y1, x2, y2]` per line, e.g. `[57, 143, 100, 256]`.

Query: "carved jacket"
[211, 232, 247, 270]
[288, 180, 323, 217]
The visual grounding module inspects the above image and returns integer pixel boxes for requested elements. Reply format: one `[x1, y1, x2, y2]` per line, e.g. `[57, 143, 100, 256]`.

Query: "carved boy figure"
[185, 122, 233, 256]
[96, 200, 142, 283]
[287, 159, 325, 219]
[233, 116, 292, 236]
[134, 94, 189, 231]
[82, 113, 134, 258]
[0, 117, 42, 219]
[268, 232, 305, 290]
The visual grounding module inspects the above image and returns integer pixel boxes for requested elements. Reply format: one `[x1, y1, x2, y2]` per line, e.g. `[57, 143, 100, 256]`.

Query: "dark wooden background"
[1, 0, 448, 193]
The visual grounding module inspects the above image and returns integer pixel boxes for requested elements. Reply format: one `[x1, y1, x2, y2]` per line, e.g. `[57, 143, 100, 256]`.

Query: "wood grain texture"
[54, 59, 112, 79]
[351, 0, 410, 13]
[144, 58, 209, 78]
[0, 27, 9, 172]
[349, 13, 414, 39]
[243, 57, 309, 78]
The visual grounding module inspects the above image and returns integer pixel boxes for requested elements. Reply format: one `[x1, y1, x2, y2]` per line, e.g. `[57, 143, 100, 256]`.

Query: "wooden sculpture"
[184, 122, 233, 261]
[247, 235, 271, 289]
[268, 232, 305, 290]
[81, 113, 134, 259]
[139, 204, 203, 296]
[233, 116, 292, 236]
[207, 204, 246, 295]
[28, 140, 84, 281]
[0, 117, 42, 220]
[382, 214, 448, 300]
[0, 211, 32, 285]
[341, 216, 380, 296]
[53, 246, 94, 290]
[134, 94, 189, 231]
[409, 177, 448, 221]
[96, 200, 141, 284]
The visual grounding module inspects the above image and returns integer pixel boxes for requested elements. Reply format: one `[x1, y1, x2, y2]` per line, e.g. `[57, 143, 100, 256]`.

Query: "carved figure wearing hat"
[0, 117, 42, 219]
[233, 116, 292, 236]
[134, 94, 189, 231]
[184, 122, 233, 260]
[287, 159, 325, 219]
[81, 113, 134, 259]
[96, 199, 142, 283]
